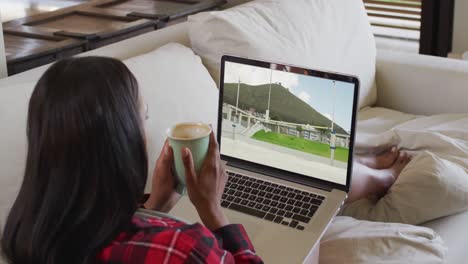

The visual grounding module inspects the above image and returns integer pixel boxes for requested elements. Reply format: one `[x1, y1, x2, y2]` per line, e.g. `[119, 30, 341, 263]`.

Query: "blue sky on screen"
[295, 75, 354, 132]
[224, 62, 355, 132]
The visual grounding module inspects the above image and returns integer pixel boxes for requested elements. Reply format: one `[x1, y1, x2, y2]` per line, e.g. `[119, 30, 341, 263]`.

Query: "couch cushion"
[189, 0, 377, 109]
[122, 43, 219, 191]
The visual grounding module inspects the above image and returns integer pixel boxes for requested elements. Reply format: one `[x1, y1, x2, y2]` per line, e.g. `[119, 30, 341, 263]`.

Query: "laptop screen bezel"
[218, 55, 359, 193]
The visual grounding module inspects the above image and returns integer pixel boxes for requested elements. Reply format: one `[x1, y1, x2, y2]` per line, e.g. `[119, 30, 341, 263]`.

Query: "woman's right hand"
[182, 131, 229, 231]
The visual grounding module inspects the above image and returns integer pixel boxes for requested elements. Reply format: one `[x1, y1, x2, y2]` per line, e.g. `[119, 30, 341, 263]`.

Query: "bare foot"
[373, 152, 412, 196]
[385, 152, 412, 181]
[355, 146, 399, 169]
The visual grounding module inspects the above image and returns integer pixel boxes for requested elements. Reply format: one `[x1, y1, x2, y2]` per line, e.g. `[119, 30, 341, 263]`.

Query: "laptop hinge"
[226, 161, 334, 192]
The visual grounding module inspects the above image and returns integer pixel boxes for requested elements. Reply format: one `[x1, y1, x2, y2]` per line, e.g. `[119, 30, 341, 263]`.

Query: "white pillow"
[321, 216, 447, 263]
[123, 43, 219, 191]
[0, 82, 35, 228]
[342, 151, 468, 225]
[188, 0, 377, 109]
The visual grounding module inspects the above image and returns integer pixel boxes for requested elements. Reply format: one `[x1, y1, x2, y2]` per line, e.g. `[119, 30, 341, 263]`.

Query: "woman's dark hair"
[1, 57, 148, 264]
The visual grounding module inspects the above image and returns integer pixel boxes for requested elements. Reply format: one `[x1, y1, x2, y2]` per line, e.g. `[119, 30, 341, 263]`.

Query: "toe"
[398, 153, 406, 163]
[405, 154, 412, 164]
[407, 153, 414, 161]
[381, 146, 399, 166]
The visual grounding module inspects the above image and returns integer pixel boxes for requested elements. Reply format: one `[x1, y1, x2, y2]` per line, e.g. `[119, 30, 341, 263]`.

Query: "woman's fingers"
[161, 141, 173, 163]
[208, 131, 218, 154]
[156, 141, 173, 176]
[161, 139, 170, 154]
[182, 148, 197, 186]
[155, 140, 173, 177]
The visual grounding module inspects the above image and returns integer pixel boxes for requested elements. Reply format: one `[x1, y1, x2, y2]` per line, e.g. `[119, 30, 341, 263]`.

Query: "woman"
[1, 57, 263, 264]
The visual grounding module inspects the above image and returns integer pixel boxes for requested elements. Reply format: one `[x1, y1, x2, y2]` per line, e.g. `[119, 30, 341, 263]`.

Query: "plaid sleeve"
[213, 224, 262, 263]
[98, 216, 263, 264]
[184, 224, 263, 264]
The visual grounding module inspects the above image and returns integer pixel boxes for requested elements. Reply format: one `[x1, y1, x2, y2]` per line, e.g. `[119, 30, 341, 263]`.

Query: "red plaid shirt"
[97, 212, 263, 263]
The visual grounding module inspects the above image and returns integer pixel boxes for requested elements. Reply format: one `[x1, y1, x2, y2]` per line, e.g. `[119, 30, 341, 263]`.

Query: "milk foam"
[169, 123, 211, 139]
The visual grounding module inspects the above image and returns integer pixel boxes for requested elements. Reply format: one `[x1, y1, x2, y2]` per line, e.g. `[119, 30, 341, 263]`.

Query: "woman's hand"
[182, 131, 229, 231]
[144, 140, 181, 212]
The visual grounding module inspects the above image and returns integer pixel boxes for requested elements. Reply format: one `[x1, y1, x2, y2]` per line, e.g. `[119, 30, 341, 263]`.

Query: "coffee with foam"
[169, 123, 211, 140]
[167, 122, 212, 194]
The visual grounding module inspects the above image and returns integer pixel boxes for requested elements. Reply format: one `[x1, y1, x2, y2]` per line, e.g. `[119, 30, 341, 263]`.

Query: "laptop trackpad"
[224, 209, 264, 237]
[170, 197, 263, 237]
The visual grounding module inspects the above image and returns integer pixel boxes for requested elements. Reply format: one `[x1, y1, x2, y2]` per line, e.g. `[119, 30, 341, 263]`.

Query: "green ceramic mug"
[167, 122, 211, 194]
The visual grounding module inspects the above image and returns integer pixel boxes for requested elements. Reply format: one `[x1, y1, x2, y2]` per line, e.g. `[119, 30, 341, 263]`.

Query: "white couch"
[1, 14, 468, 264]
[0, 12, 7, 79]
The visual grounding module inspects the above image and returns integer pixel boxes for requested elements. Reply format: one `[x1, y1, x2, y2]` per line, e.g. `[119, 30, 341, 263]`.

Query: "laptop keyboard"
[221, 171, 325, 231]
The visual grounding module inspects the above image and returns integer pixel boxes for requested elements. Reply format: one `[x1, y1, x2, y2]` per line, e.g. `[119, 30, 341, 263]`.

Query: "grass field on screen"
[252, 130, 349, 162]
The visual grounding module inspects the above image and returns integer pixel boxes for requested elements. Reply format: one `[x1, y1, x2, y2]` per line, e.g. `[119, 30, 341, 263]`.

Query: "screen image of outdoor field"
[220, 61, 355, 185]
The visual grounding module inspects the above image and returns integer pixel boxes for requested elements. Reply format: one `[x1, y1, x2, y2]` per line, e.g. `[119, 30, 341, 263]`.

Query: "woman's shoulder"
[97, 214, 217, 263]
[132, 213, 187, 229]
[131, 213, 216, 240]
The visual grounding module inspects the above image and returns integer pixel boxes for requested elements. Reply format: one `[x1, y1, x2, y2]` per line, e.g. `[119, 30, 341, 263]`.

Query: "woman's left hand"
[144, 140, 181, 212]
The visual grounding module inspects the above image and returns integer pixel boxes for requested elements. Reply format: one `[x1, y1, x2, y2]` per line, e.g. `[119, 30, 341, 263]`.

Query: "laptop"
[170, 55, 359, 263]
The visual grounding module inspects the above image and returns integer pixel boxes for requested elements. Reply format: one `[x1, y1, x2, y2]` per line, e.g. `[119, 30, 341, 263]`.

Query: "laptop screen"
[220, 57, 358, 186]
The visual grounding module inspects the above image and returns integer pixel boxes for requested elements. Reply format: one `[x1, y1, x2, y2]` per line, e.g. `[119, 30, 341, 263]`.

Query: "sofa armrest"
[83, 22, 190, 60]
[0, 22, 190, 88]
[375, 50, 468, 115]
[0, 12, 7, 78]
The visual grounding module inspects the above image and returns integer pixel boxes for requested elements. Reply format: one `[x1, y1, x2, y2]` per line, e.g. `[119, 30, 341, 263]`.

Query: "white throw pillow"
[123, 43, 219, 191]
[342, 151, 468, 225]
[188, 0, 377, 109]
[321, 216, 447, 263]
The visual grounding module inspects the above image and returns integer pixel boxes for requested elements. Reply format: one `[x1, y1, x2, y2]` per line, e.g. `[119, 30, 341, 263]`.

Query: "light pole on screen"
[236, 77, 240, 114]
[330, 81, 336, 166]
[266, 68, 272, 121]
[233, 78, 240, 140]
